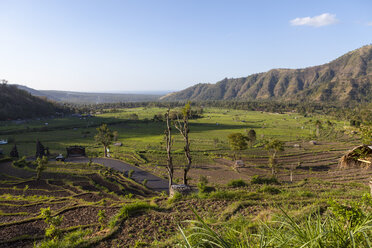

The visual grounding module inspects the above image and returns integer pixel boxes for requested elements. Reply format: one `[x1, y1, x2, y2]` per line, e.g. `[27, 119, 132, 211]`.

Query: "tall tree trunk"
[183, 142, 192, 185]
[165, 109, 174, 193]
[104, 146, 107, 157]
[175, 110, 192, 186]
[183, 168, 188, 185]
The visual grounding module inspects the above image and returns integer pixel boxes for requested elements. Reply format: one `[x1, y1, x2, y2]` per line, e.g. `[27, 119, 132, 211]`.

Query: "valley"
[0, 107, 370, 247]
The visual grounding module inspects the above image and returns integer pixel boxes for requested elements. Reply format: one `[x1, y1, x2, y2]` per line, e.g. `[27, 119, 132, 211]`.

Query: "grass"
[178, 200, 372, 248]
[0, 106, 369, 247]
[227, 179, 248, 188]
[108, 201, 155, 228]
[0, 107, 349, 159]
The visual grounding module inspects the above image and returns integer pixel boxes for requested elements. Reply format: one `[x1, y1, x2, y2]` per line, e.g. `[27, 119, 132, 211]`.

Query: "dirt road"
[69, 157, 169, 193]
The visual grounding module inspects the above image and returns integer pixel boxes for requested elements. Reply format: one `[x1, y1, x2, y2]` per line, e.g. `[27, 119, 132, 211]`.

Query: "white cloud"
[367, 22, 372, 26]
[290, 13, 338, 27]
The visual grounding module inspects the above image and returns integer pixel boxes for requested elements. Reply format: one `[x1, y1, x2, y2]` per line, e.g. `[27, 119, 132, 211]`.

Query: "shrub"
[197, 176, 215, 194]
[12, 156, 29, 168]
[39, 207, 63, 239]
[34, 229, 91, 248]
[97, 209, 106, 230]
[259, 185, 281, 195]
[128, 169, 134, 179]
[208, 190, 241, 200]
[0, 157, 12, 163]
[167, 191, 183, 204]
[108, 201, 153, 228]
[251, 175, 279, 185]
[227, 179, 248, 188]
[328, 198, 368, 227]
[298, 190, 315, 198]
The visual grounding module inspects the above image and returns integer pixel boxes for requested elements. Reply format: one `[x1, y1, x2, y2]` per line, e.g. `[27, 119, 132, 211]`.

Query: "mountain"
[13, 85, 162, 104]
[0, 84, 69, 120]
[161, 45, 372, 103]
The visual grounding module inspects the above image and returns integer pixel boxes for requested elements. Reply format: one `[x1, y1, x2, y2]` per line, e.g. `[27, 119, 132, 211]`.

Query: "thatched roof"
[234, 160, 245, 168]
[339, 145, 372, 168]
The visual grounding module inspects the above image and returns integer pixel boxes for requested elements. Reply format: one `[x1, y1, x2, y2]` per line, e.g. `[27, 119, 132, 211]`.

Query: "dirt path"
[68, 157, 169, 193]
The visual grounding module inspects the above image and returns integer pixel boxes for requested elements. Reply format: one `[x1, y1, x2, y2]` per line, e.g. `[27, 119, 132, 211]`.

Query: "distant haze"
[101, 90, 172, 95]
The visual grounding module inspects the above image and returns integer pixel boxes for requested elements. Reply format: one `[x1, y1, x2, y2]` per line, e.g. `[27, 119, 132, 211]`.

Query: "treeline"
[0, 83, 71, 121]
[71, 100, 372, 124]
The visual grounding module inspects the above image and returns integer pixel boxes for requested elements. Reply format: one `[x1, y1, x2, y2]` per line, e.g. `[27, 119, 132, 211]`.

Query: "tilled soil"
[0, 188, 71, 198]
[73, 192, 105, 202]
[96, 199, 232, 248]
[59, 206, 119, 228]
[0, 220, 45, 242]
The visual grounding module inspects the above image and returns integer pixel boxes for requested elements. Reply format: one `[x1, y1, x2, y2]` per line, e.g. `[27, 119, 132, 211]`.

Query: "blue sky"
[0, 0, 371, 92]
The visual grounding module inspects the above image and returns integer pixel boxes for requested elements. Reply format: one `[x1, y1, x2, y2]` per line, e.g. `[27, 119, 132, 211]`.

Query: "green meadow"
[0, 107, 349, 159]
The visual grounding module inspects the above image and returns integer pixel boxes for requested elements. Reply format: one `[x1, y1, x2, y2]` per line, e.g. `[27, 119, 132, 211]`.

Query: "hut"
[66, 146, 86, 157]
[234, 160, 245, 168]
[339, 145, 372, 168]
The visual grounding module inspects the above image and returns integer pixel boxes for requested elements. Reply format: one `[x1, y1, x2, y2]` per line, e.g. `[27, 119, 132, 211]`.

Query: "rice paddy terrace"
[0, 107, 370, 247]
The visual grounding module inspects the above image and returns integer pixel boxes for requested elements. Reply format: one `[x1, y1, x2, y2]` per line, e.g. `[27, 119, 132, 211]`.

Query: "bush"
[34, 229, 91, 248]
[197, 176, 215, 194]
[251, 175, 279, 185]
[259, 185, 281, 195]
[108, 201, 153, 228]
[39, 207, 63, 239]
[97, 209, 106, 230]
[227, 179, 248, 188]
[167, 191, 183, 204]
[12, 156, 29, 168]
[128, 169, 134, 179]
[0, 157, 12, 163]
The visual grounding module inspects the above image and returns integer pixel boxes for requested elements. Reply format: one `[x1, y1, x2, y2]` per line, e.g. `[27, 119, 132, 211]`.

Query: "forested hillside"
[162, 45, 372, 103]
[0, 83, 70, 120]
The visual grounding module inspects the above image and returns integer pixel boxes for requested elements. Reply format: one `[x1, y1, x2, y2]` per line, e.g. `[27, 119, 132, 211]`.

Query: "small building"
[339, 145, 372, 168]
[234, 160, 245, 168]
[66, 146, 86, 157]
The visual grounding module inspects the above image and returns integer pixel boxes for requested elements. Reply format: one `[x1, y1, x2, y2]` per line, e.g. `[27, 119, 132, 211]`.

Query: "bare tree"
[164, 108, 174, 191]
[174, 103, 192, 185]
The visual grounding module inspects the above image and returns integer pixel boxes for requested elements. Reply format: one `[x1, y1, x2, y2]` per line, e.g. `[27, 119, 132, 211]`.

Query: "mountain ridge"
[0, 84, 69, 120]
[161, 45, 372, 103]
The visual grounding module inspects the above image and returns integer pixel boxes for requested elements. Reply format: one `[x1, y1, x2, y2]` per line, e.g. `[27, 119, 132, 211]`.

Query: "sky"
[0, 0, 371, 92]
